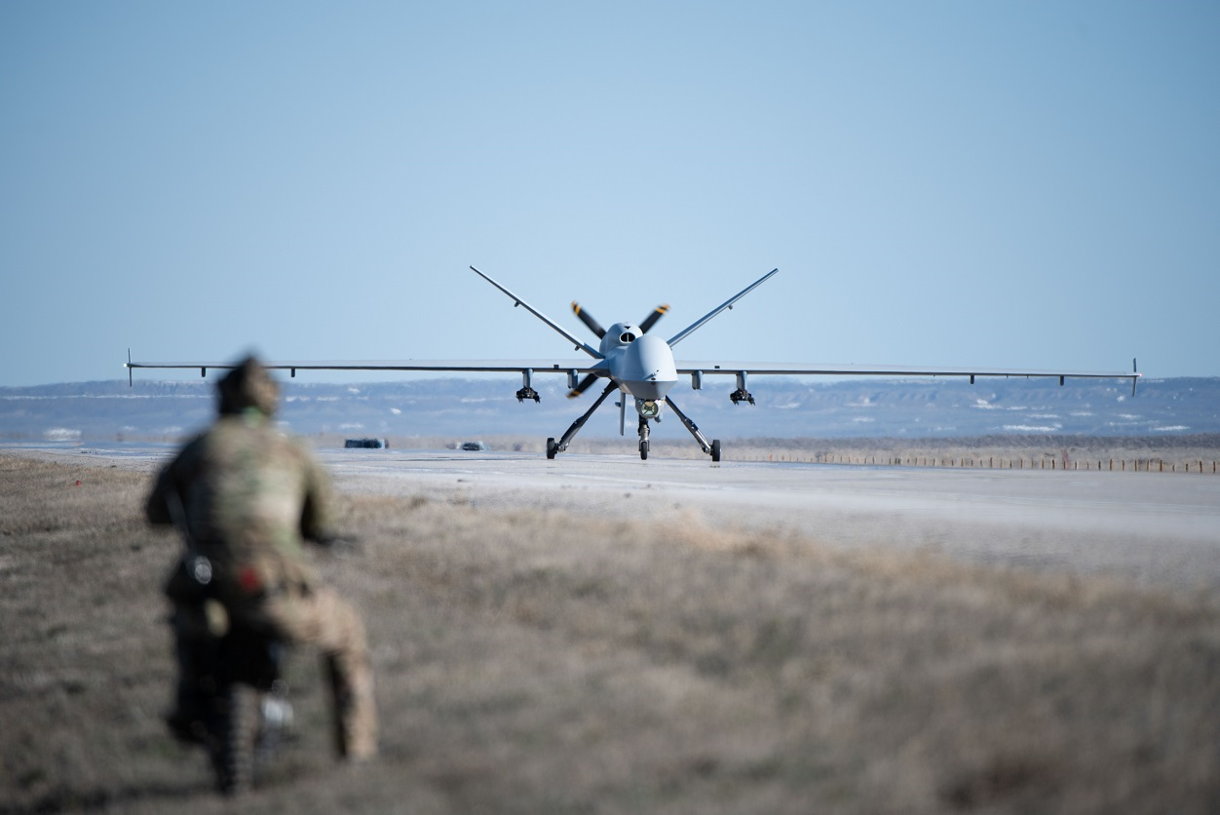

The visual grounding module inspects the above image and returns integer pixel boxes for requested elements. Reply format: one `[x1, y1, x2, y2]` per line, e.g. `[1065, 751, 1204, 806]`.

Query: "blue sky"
[2, 1, 1217, 387]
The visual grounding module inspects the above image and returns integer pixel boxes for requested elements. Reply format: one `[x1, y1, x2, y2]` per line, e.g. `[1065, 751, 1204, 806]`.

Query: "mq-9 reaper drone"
[127, 266, 1141, 462]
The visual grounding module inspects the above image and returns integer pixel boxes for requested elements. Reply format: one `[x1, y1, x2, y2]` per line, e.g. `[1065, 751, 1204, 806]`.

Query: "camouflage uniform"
[146, 357, 377, 760]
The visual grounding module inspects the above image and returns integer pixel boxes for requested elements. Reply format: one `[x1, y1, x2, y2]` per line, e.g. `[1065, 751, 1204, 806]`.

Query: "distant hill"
[3, 376, 1217, 445]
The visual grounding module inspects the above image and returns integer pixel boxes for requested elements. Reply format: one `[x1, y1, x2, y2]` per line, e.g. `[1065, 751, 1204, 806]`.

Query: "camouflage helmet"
[217, 355, 279, 416]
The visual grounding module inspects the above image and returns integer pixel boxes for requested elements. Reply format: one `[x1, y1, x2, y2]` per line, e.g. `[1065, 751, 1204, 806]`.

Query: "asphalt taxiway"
[11, 444, 1220, 591]
[314, 449, 1220, 591]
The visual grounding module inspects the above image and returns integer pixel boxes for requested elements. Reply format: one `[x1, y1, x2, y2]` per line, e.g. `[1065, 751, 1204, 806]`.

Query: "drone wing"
[666, 268, 778, 348]
[125, 355, 606, 388]
[674, 359, 1142, 396]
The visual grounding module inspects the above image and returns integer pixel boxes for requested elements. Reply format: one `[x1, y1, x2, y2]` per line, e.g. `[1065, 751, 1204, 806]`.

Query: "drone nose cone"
[626, 377, 676, 401]
[615, 333, 677, 400]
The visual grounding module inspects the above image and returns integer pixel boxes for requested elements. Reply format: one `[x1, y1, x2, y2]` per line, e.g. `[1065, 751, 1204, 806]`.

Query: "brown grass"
[1, 453, 1218, 814]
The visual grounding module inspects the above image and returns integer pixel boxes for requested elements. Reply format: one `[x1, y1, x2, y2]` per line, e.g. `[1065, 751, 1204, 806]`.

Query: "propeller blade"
[568, 372, 601, 398]
[638, 304, 670, 334]
[571, 302, 606, 338]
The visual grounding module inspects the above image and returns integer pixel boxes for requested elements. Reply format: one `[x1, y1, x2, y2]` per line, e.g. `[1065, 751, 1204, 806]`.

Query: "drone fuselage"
[600, 323, 678, 404]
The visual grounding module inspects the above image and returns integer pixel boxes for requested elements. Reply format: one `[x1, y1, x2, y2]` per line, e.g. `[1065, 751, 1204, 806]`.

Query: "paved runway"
[316, 449, 1220, 591]
[11, 443, 1220, 591]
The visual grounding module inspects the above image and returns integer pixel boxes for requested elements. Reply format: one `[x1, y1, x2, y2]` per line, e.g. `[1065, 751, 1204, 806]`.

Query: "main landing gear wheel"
[711, 439, 721, 462]
[546, 438, 558, 460]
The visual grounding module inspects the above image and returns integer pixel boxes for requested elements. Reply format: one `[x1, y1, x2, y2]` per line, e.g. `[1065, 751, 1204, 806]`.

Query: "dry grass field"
[2, 452, 1218, 814]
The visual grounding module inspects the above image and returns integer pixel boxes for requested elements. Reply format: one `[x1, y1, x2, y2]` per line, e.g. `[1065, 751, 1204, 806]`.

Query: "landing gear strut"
[546, 382, 618, 459]
[544, 389, 722, 464]
[665, 396, 721, 462]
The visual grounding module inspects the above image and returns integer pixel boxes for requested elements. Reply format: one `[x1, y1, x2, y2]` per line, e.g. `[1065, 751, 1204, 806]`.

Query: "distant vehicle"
[460, 440, 488, 451]
[344, 438, 389, 449]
